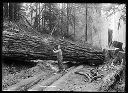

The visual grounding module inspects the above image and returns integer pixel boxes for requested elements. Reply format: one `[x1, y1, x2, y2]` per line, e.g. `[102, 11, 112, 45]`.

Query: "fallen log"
[2, 21, 105, 64]
[44, 65, 84, 91]
[70, 63, 123, 92]
[28, 73, 63, 91]
[28, 66, 75, 91]
[98, 65, 123, 92]
[4, 70, 53, 91]
[81, 66, 123, 92]
[83, 55, 124, 92]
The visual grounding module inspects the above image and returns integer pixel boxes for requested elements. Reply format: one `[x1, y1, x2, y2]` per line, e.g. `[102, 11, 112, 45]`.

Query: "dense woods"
[3, 3, 126, 42]
[2, 3, 125, 92]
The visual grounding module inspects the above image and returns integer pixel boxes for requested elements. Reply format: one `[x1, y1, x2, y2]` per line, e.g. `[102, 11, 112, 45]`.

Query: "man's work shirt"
[53, 49, 63, 61]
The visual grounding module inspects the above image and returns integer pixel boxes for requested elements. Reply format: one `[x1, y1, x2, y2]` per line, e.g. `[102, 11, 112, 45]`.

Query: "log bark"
[28, 73, 63, 91]
[43, 65, 83, 91]
[28, 66, 75, 91]
[2, 21, 105, 64]
[98, 65, 123, 92]
[5, 70, 53, 91]
[73, 63, 123, 92]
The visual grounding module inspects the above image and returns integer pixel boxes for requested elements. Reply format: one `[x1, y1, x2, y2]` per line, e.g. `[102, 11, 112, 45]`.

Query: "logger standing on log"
[53, 45, 65, 72]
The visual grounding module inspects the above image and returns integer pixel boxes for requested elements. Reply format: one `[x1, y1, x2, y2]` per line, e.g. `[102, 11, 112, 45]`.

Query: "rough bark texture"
[28, 66, 75, 91]
[5, 71, 49, 91]
[2, 21, 105, 64]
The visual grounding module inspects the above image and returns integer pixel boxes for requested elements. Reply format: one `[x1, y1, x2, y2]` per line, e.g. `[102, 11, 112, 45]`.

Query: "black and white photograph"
[2, 3, 126, 92]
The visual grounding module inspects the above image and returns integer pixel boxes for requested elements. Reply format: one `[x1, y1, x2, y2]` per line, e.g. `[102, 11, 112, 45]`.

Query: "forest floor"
[2, 59, 125, 92]
[2, 60, 55, 90]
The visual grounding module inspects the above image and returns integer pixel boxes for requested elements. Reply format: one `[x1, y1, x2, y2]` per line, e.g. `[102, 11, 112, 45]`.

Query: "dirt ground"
[2, 60, 55, 90]
[44, 64, 125, 92]
[2, 60, 125, 92]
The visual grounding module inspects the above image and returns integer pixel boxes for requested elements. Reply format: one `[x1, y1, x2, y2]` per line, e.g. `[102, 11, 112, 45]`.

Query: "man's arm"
[53, 49, 61, 53]
[53, 48, 56, 52]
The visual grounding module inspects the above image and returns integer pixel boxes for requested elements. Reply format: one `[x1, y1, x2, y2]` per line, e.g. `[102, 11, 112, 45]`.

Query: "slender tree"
[73, 4, 76, 39]
[9, 3, 13, 21]
[67, 3, 69, 35]
[30, 3, 33, 24]
[38, 3, 40, 31]
[13, 3, 20, 21]
[49, 3, 52, 31]
[61, 4, 63, 36]
[33, 3, 38, 30]
[85, 3, 88, 41]
[3, 3, 9, 19]
[43, 4, 46, 29]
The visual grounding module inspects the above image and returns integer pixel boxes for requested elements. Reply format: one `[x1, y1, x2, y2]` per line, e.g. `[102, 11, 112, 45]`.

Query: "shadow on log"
[2, 21, 105, 65]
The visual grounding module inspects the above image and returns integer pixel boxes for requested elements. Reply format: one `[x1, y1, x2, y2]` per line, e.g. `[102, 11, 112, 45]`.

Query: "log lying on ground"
[4, 70, 53, 91]
[2, 21, 105, 64]
[28, 66, 75, 91]
[28, 73, 63, 91]
[74, 61, 124, 92]
[98, 65, 123, 92]
[44, 65, 83, 91]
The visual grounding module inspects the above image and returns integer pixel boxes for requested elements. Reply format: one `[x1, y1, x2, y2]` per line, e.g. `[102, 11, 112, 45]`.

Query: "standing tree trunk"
[108, 29, 113, 47]
[34, 3, 38, 30]
[9, 3, 13, 21]
[38, 3, 40, 31]
[61, 3, 64, 37]
[85, 3, 88, 42]
[60, 10, 62, 36]
[12, 3, 14, 21]
[16, 3, 20, 21]
[8, 3, 9, 19]
[30, 3, 33, 25]
[49, 3, 52, 31]
[43, 4, 46, 29]
[42, 4, 44, 28]
[13, 3, 17, 22]
[3, 3, 9, 19]
[73, 5, 75, 40]
[67, 3, 69, 35]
